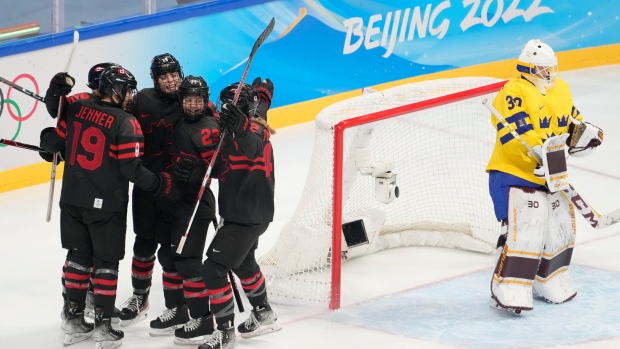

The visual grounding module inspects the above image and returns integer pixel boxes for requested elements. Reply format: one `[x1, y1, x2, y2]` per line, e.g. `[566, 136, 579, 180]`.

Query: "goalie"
[485, 39, 603, 313]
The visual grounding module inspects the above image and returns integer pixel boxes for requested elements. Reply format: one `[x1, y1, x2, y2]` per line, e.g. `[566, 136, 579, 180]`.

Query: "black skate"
[237, 303, 282, 338]
[86, 290, 121, 324]
[173, 314, 215, 345]
[94, 307, 124, 349]
[63, 300, 94, 346]
[198, 323, 236, 349]
[119, 292, 149, 327]
[149, 304, 190, 336]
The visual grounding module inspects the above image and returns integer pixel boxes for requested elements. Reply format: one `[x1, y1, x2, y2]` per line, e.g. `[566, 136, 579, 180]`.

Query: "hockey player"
[41, 62, 124, 326]
[118, 53, 186, 327]
[486, 39, 604, 313]
[40, 66, 186, 348]
[199, 78, 280, 349]
[150, 75, 219, 344]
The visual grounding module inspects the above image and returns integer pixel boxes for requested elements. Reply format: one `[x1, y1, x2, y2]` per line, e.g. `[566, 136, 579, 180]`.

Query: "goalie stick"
[175, 17, 275, 254]
[482, 98, 620, 229]
[47, 30, 79, 222]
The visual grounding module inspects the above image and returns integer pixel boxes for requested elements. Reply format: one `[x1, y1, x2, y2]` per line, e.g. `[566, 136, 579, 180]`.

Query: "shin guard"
[491, 187, 547, 311]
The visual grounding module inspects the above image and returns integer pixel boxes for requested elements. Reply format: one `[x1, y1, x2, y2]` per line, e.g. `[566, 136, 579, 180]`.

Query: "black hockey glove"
[173, 156, 206, 184]
[39, 127, 64, 164]
[153, 172, 183, 201]
[50, 72, 75, 97]
[252, 77, 274, 108]
[220, 103, 249, 134]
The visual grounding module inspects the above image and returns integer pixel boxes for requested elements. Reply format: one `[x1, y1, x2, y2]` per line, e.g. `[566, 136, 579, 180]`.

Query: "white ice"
[2, 65, 620, 349]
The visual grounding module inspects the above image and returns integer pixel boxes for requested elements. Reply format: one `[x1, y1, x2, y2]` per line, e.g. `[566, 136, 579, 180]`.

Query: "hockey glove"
[173, 156, 206, 184]
[153, 172, 182, 201]
[220, 103, 249, 134]
[39, 127, 64, 163]
[50, 72, 75, 97]
[252, 77, 274, 109]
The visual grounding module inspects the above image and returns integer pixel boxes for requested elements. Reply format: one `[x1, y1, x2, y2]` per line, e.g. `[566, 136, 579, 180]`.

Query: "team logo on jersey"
[135, 142, 140, 157]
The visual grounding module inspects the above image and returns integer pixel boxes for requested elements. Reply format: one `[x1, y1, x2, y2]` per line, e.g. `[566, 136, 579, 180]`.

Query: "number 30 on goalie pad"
[542, 134, 570, 193]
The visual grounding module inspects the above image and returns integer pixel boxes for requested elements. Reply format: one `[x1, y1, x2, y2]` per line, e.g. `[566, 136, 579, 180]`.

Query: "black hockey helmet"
[98, 66, 138, 110]
[217, 82, 259, 117]
[179, 75, 210, 122]
[150, 53, 183, 100]
[87, 62, 120, 90]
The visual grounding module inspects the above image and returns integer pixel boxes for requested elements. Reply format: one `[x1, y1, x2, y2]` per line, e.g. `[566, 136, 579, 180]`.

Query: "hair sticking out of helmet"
[88, 62, 121, 90]
[179, 75, 210, 122]
[516, 39, 558, 95]
[217, 82, 259, 117]
[98, 67, 138, 111]
[150, 53, 183, 101]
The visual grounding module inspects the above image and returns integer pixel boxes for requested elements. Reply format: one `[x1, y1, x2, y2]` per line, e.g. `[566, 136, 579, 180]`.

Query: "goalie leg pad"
[533, 191, 577, 303]
[491, 187, 547, 311]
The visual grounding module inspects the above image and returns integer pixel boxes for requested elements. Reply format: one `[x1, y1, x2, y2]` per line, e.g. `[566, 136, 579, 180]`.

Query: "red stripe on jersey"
[117, 152, 142, 159]
[229, 154, 265, 162]
[201, 150, 215, 160]
[230, 164, 268, 171]
[108, 152, 117, 159]
[55, 127, 66, 139]
[117, 142, 144, 150]
[93, 278, 118, 287]
[179, 151, 199, 159]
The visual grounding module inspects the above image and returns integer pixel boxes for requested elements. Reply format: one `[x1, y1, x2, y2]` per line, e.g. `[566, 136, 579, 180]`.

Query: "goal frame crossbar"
[329, 80, 507, 309]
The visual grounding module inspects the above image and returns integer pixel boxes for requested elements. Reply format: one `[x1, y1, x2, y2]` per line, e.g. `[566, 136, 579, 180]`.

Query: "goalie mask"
[516, 39, 558, 95]
[87, 62, 120, 90]
[217, 82, 259, 117]
[150, 53, 184, 101]
[179, 75, 210, 122]
[99, 67, 138, 112]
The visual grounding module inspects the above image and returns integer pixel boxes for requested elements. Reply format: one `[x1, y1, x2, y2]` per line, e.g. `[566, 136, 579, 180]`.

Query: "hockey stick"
[176, 17, 275, 254]
[0, 76, 45, 102]
[0, 138, 50, 153]
[47, 30, 79, 222]
[482, 98, 620, 229]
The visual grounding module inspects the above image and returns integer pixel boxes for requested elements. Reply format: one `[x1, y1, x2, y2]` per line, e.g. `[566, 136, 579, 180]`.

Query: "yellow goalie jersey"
[486, 76, 583, 184]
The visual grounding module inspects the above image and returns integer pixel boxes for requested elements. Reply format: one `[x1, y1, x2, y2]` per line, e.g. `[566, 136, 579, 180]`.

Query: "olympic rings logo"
[0, 73, 39, 148]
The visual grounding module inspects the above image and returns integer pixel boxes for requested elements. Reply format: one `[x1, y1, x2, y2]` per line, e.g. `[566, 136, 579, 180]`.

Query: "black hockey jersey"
[165, 110, 220, 219]
[41, 96, 158, 212]
[217, 119, 275, 224]
[133, 88, 184, 173]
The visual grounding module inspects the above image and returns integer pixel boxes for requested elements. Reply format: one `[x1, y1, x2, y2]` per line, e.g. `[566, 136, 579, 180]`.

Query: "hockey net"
[258, 77, 506, 309]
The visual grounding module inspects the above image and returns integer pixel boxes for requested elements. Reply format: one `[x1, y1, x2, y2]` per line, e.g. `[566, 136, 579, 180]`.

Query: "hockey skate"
[237, 303, 282, 338]
[118, 292, 149, 327]
[86, 290, 121, 324]
[94, 307, 124, 349]
[149, 303, 190, 336]
[198, 323, 236, 349]
[173, 314, 215, 345]
[490, 298, 523, 315]
[62, 300, 94, 346]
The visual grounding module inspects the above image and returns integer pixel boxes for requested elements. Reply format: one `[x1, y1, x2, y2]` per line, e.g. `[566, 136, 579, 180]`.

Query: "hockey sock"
[131, 254, 156, 294]
[239, 271, 267, 308]
[64, 260, 92, 310]
[183, 277, 210, 318]
[92, 261, 119, 318]
[162, 270, 185, 309]
[203, 259, 234, 325]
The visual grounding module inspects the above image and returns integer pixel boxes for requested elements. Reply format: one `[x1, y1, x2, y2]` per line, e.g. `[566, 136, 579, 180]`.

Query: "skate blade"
[490, 302, 522, 315]
[95, 339, 122, 349]
[173, 335, 211, 346]
[63, 331, 93, 346]
[120, 311, 148, 327]
[149, 325, 183, 337]
[239, 323, 283, 339]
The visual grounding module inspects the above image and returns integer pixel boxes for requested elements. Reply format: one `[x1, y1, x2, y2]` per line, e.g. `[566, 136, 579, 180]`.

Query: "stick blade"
[250, 17, 275, 57]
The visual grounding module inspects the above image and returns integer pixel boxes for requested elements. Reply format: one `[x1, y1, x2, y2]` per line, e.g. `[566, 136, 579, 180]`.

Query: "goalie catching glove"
[566, 121, 603, 157]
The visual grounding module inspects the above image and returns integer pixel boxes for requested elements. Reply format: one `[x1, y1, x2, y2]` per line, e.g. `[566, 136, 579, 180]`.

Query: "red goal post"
[259, 77, 507, 310]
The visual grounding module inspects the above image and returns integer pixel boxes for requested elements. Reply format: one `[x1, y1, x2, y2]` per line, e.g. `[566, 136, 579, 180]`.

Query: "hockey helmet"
[150, 53, 183, 100]
[217, 82, 259, 117]
[87, 62, 120, 90]
[98, 66, 138, 111]
[179, 75, 210, 122]
[516, 39, 558, 94]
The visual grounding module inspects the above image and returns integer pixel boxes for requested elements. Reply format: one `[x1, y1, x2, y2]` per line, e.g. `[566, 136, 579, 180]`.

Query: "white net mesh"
[259, 77, 503, 306]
